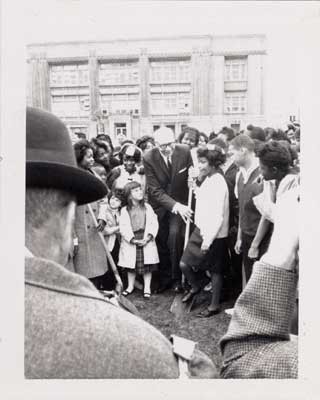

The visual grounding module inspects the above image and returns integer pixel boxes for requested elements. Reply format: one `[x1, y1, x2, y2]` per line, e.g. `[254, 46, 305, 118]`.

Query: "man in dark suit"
[143, 126, 193, 292]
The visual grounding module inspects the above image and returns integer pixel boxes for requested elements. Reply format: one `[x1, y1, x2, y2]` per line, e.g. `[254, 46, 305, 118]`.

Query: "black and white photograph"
[1, 0, 320, 398]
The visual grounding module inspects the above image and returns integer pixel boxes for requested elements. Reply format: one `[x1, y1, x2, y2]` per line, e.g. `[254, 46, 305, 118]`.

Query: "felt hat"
[26, 107, 108, 205]
[153, 126, 175, 145]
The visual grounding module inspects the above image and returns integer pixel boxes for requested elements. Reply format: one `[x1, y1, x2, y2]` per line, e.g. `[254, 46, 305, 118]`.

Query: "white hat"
[154, 126, 175, 145]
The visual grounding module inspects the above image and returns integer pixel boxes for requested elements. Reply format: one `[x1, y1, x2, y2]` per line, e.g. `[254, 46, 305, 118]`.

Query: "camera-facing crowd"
[25, 107, 300, 379]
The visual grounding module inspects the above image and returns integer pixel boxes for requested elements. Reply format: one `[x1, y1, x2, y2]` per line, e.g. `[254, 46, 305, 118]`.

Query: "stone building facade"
[27, 34, 267, 143]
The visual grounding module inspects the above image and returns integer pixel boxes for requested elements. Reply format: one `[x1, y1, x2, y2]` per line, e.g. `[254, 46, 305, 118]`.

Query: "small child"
[118, 181, 159, 299]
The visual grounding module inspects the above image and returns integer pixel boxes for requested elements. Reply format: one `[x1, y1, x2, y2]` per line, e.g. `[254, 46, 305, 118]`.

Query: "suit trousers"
[241, 232, 270, 282]
[155, 211, 185, 286]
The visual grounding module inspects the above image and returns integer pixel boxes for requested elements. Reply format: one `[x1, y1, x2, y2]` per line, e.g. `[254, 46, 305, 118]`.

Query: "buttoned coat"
[143, 145, 192, 220]
[73, 199, 108, 278]
[118, 203, 159, 270]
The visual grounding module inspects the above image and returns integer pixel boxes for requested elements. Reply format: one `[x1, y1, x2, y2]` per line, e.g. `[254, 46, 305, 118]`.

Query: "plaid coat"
[220, 262, 298, 379]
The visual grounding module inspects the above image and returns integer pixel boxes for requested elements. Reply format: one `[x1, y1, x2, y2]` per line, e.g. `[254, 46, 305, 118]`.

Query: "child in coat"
[119, 181, 159, 298]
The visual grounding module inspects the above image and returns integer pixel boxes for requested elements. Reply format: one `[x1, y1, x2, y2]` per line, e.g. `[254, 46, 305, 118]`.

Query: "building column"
[247, 54, 262, 116]
[29, 53, 50, 110]
[211, 55, 224, 116]
[89, 50, 99, 119]
[139, 49, 149, 118]
[191, 49, 201, 115]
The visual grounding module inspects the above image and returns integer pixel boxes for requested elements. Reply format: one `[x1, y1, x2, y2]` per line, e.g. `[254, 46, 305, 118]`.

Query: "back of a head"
[230, 134, 255, 152]
[219, 126, 235, 142]
[249, 126, 266, 142]
[257, 141, 292, 172]
[209, 137, 228, 152]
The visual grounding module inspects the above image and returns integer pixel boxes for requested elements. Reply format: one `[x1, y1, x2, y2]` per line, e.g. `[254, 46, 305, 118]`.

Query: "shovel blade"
[170, 293, 196, 317]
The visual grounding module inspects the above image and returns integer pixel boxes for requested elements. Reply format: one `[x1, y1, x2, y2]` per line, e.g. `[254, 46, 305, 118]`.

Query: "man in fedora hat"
[25, 108, 217, 378]
[143, 126, 193, 293]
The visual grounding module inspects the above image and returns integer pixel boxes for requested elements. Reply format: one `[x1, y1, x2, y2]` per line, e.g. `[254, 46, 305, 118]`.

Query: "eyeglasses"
[159, 142, 174, 150]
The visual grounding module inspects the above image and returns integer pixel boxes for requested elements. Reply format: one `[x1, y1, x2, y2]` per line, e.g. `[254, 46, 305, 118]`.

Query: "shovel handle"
[183, 187, 193, 250]
[87, 204, 123, 294]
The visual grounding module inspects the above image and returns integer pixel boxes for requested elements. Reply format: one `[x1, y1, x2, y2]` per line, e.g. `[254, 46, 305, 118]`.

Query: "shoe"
[173, 283, 183, 293]
[122, 288, 134, 297]
[196, 308, 221, 318]
[143, 292, 151, 299]
[203, 282, 212, 292]
[182, 288, 200, 303]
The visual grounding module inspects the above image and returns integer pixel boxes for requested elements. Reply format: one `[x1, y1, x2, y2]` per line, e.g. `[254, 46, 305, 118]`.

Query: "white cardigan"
[118, 203, 159, 270]
[195, 172, 229, 247]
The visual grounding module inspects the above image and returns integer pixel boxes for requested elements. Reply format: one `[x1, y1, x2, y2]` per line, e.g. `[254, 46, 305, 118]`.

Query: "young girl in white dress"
[118, 181, 159, 299]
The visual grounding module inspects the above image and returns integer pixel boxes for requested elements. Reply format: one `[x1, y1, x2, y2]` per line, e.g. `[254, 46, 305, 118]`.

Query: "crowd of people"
[68, 121, 300, 318]
[25, 106, 300, 379]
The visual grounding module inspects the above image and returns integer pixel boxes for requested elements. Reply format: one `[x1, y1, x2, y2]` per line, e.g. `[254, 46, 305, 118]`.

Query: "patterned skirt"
[134, 229, 158, 275]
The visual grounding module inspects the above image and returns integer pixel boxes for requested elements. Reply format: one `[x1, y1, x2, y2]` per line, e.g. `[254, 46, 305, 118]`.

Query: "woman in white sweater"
[180, 144, 230, 317]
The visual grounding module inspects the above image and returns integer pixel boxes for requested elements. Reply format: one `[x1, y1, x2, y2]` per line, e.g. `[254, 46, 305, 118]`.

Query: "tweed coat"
[25, 256, 179, 378]
[220, 261, 298, 379]
[25, 256, 217, 378]
[118, 203, 159, 270]
[73, 199, 108, 278]
[143, 144, 192, 220]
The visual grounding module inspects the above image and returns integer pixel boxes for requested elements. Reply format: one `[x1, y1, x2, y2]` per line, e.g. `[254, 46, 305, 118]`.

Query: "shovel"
[87, 204, 139, 316]
[170, 187, 196, 317]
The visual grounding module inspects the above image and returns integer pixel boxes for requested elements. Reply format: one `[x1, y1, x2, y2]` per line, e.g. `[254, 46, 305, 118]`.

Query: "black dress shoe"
[182, 289, 200, 303]
[196, 308, 221, 318]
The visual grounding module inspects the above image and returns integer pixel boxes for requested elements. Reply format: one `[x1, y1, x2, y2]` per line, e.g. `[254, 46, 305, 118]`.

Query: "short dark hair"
[123, 181, 144, 209]
[219, 126, 236, 141]
[136, 135, 155, 151]
[230, 134, 255, 152]
[107, 189, 123, 204]
[96, 134, 114, 152]
[269, 129, 290, 143]
[257, 141, 292, 173]
[199, 132, 209, 144]
[178, 126, 200, 146]
[208, 137, 228, 152]
[73, 140, 93, 165]
[249, 126, 266, 142]
[197, 145, 226, 169]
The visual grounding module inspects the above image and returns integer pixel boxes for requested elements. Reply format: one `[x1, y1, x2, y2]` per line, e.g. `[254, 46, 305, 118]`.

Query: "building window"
[99, 61, 140, 115]
[49, 63, 90, 119]
[150, 60, 190, 83]
[50, 64, 89, 87]
[99, 62, 139, 85]
[224, 92, 247, 114]
[224, 58, 247, 82]
[149, 59, 191, 116]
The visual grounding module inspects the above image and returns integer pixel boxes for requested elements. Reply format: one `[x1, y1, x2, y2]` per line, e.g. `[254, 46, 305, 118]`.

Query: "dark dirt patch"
[126, 289, 234, 370]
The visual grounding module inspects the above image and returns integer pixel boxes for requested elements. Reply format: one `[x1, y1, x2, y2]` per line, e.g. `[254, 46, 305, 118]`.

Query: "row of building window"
[49, 58, 247, 119]
[49, 58, 248, 87]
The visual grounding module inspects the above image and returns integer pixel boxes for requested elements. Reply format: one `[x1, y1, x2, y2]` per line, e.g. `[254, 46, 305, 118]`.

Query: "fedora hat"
[26, 107, 108, 205]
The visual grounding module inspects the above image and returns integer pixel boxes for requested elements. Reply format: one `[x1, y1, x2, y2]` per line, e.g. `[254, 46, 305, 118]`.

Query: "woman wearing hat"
[72, 140, 110, 290]
[107, 144, 146, 196]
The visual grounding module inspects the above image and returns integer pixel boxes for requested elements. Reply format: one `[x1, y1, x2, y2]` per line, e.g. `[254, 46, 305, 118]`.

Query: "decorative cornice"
[27, 33, 266, 48]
